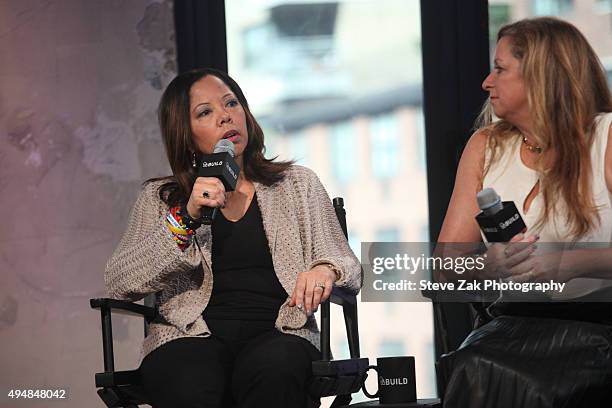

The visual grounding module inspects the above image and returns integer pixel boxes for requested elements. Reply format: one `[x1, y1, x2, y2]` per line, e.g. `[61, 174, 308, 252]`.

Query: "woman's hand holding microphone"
[481, 233, 539, 280]
[186, 177, 227, 218]
[186, 176, 342, 316]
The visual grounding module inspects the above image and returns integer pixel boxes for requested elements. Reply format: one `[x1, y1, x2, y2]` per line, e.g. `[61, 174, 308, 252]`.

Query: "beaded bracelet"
[177, 205, 203, 230]
[166, 206, 195, 251]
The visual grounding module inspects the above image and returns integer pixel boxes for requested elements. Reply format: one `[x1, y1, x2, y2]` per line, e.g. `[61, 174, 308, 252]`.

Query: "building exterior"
[226, 1, 611, 403]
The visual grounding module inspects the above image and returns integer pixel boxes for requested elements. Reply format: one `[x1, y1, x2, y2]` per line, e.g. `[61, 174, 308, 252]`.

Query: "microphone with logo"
[196, 139, 240, 225]
[475, 188, 527, 242]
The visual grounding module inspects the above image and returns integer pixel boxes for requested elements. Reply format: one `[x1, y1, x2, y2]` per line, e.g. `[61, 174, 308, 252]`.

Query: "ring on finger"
[315, 282, 326, 289]
[203, 190, 210, 198]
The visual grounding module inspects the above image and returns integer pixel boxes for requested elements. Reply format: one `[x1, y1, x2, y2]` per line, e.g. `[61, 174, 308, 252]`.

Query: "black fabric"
[204, 194, 287, 321]
[139, 319, 321, 408]
[439, 315, 612, 408]
[488, 301, 612, 326]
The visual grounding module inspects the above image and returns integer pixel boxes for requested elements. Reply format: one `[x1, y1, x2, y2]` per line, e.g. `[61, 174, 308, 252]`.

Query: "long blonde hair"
[479, 17, 612, 239]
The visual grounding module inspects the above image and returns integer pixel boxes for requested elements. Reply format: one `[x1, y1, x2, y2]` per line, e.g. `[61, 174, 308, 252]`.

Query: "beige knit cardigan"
[105, 165, 361, 360]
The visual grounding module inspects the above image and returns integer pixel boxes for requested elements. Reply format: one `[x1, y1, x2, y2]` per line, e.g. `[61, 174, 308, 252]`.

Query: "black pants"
[139, 319, 321, 408]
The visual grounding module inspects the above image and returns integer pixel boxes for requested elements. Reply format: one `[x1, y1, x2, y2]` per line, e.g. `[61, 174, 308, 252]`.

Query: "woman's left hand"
[509, 251, 571, 283]
[288, 264, 337, 315]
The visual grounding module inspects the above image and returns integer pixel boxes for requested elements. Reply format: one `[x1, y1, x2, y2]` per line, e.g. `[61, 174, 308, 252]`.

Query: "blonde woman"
[438, 18, 612, 407]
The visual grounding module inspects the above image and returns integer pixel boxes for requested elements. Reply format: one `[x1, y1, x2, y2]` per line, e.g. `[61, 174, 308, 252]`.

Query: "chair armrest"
[329, 286, 357, 306]
[90, 298, 157, 322]
[90, 297, 157, 373]
[321, 197, 361, 360]
[314, 292, 367, 403]
[320, 287, 360, 361]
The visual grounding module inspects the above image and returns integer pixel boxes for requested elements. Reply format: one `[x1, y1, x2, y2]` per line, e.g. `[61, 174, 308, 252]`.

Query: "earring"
[192, 152, 197, 168]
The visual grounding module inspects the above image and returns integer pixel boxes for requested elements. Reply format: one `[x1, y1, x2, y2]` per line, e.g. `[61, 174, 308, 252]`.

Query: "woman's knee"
[233, 333, 317, 391]
[139, 337, 231, 407]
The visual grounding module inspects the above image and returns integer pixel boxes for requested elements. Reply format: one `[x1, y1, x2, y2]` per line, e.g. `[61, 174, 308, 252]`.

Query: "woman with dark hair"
[437, 17, 612, 407]
[105, 68, 361, 408]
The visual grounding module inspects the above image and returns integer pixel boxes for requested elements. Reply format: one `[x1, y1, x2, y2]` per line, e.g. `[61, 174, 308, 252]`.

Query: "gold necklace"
[522, 136, 542, 154]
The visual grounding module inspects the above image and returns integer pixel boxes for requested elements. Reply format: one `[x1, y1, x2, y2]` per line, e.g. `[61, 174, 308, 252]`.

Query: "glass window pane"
[288, 130, 310, 166]
[370, 113, 400, 179]
[531, 0, 574, 15]
[226, 1, 434, 404]
[331, 120, 355, 184]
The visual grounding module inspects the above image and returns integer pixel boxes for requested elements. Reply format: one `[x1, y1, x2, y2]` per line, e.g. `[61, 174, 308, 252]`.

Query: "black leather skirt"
[438, 304, 612, 408]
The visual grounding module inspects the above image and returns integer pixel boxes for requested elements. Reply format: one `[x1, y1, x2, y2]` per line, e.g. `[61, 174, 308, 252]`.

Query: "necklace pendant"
[522, 136, 542, 154]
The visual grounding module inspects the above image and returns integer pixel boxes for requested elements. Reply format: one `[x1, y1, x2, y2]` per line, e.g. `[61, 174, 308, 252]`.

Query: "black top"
[203, 193, 287, 321]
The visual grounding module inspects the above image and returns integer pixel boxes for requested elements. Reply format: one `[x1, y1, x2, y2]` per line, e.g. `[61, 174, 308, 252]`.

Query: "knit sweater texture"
[105, 165, 362, 360]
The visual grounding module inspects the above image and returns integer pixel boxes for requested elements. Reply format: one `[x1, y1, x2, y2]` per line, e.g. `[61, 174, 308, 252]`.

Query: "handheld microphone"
[197, 139, 240, 225]
[475, 188, 527, 242]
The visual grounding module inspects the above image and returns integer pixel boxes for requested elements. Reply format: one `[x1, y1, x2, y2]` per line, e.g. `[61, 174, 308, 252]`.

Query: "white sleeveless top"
[483, 112, 612, 299]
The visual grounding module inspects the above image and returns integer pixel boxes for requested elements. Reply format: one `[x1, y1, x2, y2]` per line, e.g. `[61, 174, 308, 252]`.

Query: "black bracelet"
[178, 205, 203, 230]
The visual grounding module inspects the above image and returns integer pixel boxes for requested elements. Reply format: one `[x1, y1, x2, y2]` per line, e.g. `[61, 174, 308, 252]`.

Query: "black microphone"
[197, 139, 240, 225]
[475, 188, 527, 242]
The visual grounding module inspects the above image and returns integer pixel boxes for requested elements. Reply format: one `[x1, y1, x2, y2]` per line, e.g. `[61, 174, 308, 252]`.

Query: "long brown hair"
[149, 68, 293, 207]
[479, 17, 612, 239]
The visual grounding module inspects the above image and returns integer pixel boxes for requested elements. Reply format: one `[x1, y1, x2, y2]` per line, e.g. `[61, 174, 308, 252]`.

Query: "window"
[243, 24, 274, 70]
[415, 108, 427, 172]
[531, 0, 574, 15]
[226, 2, 433, 404]
[594, 0, 611, 13]
[288, 130, 309, 166]
[348, 232, 361, 260]
[370, 113, 400, 179]
[331, 120, 355, 184]
[489, 3, 511, 48]
[375, 227, 401, 242]
[604, 58, 612, 89]
[378, 339, 406, 357]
